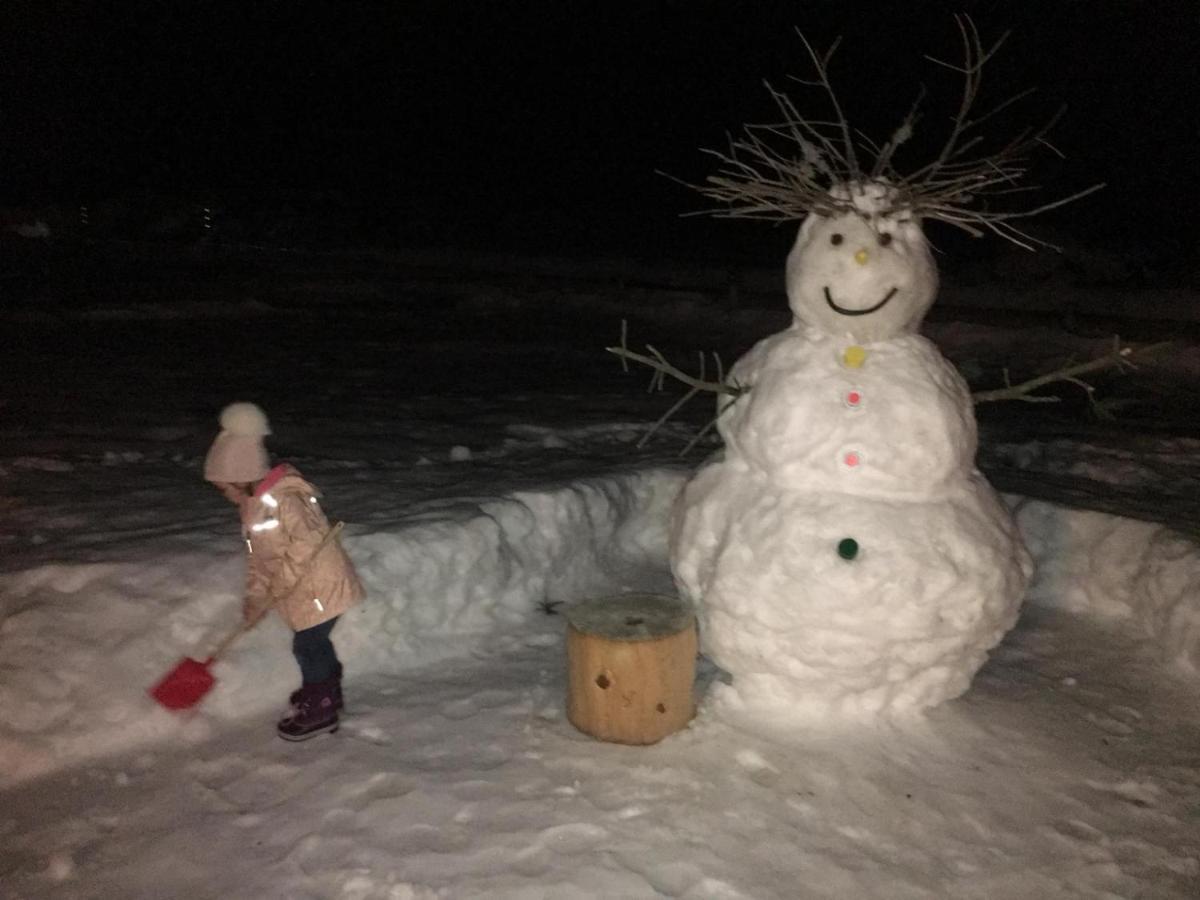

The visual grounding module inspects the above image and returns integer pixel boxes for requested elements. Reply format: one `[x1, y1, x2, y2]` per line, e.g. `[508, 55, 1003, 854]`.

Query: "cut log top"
[566, 593, 694, 641]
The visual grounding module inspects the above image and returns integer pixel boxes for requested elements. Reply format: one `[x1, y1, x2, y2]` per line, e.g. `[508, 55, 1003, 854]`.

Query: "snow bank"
[4, 460, 1199, 789]
[1016, 498, 1200, 672]
[0, 469, 686, 787]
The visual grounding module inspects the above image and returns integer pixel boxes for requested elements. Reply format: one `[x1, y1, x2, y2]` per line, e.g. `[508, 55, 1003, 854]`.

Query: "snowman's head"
[785, 181, 937, 342]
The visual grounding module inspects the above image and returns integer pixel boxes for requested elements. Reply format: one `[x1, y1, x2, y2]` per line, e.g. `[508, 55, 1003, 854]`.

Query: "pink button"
[845, 389, 862, 408]
[843, 451, 861, 468]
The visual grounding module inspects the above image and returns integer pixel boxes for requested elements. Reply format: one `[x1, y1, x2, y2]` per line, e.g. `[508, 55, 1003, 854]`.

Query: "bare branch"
[670, 14, 1103, 249]
[972, 342, 1174, 404]
[638, 386, 701, 448]
[872, 85, 926, 178]
[680, 395, 742, 456]
[611, 324, 1174, 454]
[606, 345, 741, 397]
[792, 28, 860, 176]
[918, 16, 1000, 179]
[608, 323, 747, 453]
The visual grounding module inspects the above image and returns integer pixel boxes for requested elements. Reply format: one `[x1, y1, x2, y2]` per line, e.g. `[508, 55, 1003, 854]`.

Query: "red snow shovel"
[149, 521, 345, 711]
[148, 614, 264, 710]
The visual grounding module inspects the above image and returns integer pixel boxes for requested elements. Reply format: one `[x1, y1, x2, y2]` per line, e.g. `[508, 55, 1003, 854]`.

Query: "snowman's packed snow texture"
[671, 182, 1033, 719]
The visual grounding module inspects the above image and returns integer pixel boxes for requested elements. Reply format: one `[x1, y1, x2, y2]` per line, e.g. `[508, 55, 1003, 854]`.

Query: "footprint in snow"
[680, 876, 755, 900]
[184, 754, 253, 788]
[517, 822, 609, 859]
[343, 722, 391, 745]
[1046, 818, 1109, 845]
[392, 823, 471, 854]
[1085, 705, 1142, 737]
[734, 748, 781, 787]
[1150, 765, 1200, 790]
[197, 762, 306, 812]
[1083, 777, 1162, 809]
[439, 689, 518, 720]
[342, 771, 416, 807]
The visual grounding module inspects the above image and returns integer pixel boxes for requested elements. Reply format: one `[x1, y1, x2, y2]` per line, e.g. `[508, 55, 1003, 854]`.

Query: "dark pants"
[292, 616, 342, 685]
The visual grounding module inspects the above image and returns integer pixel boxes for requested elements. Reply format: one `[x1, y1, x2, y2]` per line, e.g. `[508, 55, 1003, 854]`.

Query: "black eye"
[830, 233, 844, 246]
[878, 232, 893, 247]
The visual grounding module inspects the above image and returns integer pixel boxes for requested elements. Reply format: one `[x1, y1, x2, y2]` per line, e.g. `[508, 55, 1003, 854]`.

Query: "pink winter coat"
[241, 464, 364, 632]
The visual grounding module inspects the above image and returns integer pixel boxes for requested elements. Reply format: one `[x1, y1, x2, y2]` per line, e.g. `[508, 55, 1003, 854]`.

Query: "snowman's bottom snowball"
[670, 466, 1032, 719]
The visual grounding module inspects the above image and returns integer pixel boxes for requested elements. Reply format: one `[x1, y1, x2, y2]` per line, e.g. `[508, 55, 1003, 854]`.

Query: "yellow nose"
[854, 249, 869, 265]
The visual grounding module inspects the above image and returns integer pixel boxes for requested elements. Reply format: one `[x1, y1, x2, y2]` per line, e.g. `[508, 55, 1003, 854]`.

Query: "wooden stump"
[566, 592, 697, 745]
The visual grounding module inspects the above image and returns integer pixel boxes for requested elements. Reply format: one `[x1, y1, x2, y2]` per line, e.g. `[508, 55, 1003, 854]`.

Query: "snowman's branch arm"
[616, 319, 629, 372]
[681, 415, 721, 457]
[972, 341, 1174, 404]
[608, 324, 746, 453]
[1062, 375, 1096, 396]
[1062, 375, 1121, 421]
[680, 393, 744, 456]
[638, 386, 702, 449]
[606, 345, 742, 397]
[646, 346, 670, 392]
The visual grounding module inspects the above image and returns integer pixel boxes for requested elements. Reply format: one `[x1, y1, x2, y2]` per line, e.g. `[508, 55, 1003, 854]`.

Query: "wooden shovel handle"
[205, 608, 269, 663]
[208, 521, 347, 662]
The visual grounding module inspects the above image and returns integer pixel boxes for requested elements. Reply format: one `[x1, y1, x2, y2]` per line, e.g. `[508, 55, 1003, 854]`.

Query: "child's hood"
[254, 463, 322, 501]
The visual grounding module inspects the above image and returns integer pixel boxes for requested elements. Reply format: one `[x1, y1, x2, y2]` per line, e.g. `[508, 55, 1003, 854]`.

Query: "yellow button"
[843, 345, 867, 368]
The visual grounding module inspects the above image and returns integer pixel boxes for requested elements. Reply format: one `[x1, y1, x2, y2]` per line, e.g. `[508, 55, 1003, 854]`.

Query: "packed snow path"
[4, 446, 1200, 898]
[4, 602, 1199, 899]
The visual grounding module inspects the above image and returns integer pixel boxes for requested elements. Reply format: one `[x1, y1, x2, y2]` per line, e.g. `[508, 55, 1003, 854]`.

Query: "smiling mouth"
[824, 286, 898, 317]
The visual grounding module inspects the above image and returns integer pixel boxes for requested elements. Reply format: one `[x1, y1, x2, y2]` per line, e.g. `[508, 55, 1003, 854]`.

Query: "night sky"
[4, 1, 1198, 266]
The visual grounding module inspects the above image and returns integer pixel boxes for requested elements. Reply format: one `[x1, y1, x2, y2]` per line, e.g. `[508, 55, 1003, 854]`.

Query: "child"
[203, 402, 364, 741]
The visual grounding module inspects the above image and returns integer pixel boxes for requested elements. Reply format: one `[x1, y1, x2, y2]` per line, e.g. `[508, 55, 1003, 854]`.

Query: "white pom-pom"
[218, 402, 271, 437]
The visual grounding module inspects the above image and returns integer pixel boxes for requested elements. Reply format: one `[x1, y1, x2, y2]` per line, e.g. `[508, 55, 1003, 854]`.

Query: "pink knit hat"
[203, 402, 271, 483]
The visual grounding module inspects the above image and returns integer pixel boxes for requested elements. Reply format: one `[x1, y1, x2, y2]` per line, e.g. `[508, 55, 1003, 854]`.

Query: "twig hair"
[674, 16, 1103, 250]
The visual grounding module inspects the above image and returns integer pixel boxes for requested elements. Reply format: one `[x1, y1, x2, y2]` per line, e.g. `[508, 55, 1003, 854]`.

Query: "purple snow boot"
[288, 680, 344, 711]
[289, 663, 344, 712]
[277, 681, 339, 741]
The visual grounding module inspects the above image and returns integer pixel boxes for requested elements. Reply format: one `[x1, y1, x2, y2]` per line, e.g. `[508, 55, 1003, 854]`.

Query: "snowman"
[670, 179, 1034, 719]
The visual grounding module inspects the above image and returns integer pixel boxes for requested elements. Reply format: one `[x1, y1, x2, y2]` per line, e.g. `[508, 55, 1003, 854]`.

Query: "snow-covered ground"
[2, 262, 1199, 898]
